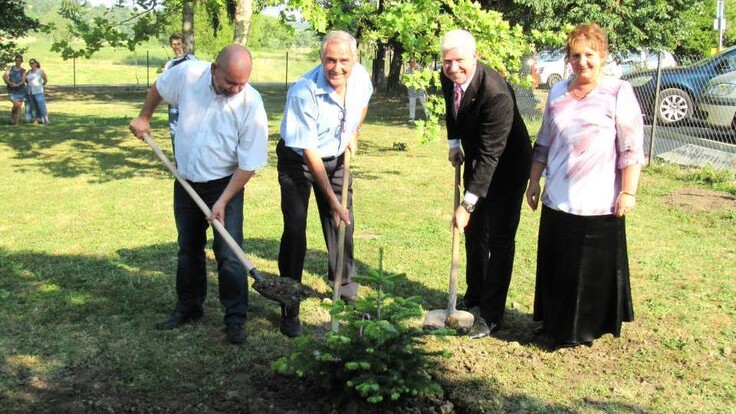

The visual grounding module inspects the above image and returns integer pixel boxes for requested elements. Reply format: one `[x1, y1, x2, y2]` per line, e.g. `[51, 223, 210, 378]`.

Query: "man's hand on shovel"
[210, 200, 226, 225]
[448, 147, 467, 231]
[129, 116, 151, 141]
[452, 206, 470, 232]
[330, 199, 351, 228]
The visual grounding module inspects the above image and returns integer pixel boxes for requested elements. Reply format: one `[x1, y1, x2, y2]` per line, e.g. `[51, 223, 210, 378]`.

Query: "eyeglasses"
[336, 107, 346, 140]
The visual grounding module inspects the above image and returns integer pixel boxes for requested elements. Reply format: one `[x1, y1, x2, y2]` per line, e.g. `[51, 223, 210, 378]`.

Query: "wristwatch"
[461, 200, 475, 213]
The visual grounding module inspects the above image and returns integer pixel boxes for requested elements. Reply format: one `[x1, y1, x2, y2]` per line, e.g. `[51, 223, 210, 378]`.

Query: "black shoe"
[279, 316, 302, 338]
[456, 298, 477, 311]
[226, 324, 246, 344]
[155, 311, 202, 330]
[468, 318, 500, 339]
[556, 340, 593, 350]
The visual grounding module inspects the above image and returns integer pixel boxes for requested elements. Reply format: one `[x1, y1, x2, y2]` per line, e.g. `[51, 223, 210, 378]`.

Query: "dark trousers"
[276, 140, 358, 317]
[463, 182, 527, 325]
[173, 176, 248, 326]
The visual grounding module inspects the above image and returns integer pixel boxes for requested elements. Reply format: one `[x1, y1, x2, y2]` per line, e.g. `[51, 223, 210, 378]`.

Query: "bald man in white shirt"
[130, 45, 268, 345]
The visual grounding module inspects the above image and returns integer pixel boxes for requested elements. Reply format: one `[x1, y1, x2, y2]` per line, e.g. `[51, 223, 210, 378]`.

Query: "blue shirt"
[280, 63, 372, 158]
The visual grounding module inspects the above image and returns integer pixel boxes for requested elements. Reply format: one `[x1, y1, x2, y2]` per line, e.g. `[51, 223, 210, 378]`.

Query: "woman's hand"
[614, 192, 636, 217]
[526, 180, 541, 211]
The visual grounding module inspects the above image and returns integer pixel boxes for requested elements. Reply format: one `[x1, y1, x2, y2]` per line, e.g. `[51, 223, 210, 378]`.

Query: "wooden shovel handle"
[448, 163, 461, 312]
[141, 133, 264, 281]
[331, 147, 351, 332]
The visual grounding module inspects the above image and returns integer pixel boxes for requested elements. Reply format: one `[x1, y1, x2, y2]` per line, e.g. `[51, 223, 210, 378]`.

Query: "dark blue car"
[622, 45, 736, 125]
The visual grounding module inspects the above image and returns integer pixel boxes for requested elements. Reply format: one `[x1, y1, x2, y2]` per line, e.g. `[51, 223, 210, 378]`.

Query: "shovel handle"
[331, 147, 351, 332]
[447, 163, 462, 312]
[141, 133, 264, 282]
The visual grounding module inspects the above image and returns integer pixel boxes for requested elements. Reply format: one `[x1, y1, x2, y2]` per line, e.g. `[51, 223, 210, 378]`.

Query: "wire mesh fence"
[621, 49, 736, 171]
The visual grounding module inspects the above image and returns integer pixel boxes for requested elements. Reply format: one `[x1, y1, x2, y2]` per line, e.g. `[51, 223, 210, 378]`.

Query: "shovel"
[142, 133, 315, 308]
[423, 162, 475, 333]
[330, 147, 351, 333]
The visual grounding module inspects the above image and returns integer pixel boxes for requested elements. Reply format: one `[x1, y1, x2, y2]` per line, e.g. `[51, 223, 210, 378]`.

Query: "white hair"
[441, 29, 476, 55]
[321, 30, 358, 58]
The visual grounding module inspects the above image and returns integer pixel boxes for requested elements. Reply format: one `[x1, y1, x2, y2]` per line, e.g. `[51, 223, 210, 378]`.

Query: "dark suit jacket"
[442, 61, 532, 199]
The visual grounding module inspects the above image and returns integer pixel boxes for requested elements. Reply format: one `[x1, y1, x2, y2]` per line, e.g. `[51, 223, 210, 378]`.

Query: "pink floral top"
[532, 77, 645, 216]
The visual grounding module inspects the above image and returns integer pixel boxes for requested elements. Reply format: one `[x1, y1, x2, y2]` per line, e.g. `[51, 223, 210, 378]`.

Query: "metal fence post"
[285, 51, 289, 92]
[647, 52, 664, 166]
[146, 51, 150, 87]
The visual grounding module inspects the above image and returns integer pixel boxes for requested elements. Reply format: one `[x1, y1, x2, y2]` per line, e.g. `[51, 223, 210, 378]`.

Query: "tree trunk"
[386, 40, 404, 93]
[182, 0, 195, 53]
[232, 0, 252, 46]
[372, 41, 387, 90]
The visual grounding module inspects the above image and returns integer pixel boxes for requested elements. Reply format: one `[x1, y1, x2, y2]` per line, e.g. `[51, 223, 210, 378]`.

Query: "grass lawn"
[15, 36, 321, 86]
[0, 83, 734, 413]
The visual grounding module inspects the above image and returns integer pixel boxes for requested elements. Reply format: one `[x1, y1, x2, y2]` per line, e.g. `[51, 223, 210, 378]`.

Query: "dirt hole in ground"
[665, 187, 736, 212]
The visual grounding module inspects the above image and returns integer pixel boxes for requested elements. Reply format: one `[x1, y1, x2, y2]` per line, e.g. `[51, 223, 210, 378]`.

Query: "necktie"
[453, 83, 463, 117]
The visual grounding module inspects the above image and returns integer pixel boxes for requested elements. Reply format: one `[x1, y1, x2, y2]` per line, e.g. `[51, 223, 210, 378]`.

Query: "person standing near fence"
[525, 23, 644, 349]
[163, 33, 196, 152]
[128, 45, 268, 345]
[440, 29, 532, 340]
[26, 58, 49, 125]
[276, 30, 372, 338]
[3, 55, 27, 125]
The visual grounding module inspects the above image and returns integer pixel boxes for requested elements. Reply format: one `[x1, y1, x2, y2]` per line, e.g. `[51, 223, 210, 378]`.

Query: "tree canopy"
[1, 0, 42, 65]
[479, 0, 706, 52]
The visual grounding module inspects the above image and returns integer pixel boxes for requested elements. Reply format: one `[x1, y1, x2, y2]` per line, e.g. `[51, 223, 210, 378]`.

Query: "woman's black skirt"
[533, 205, 634, 345]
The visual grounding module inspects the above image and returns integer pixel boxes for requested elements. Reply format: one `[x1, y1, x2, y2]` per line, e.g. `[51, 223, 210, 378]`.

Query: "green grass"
[15, 36, 321, 85]
[0, 84, 734, 413]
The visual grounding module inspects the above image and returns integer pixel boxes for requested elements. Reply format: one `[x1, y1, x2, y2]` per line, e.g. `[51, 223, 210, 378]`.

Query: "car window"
[723, 54, 736, 73]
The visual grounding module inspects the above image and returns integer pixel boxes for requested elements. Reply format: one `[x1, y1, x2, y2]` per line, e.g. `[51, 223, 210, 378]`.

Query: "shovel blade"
[446, 310, 475, 334]
[423, 309, 449, 330]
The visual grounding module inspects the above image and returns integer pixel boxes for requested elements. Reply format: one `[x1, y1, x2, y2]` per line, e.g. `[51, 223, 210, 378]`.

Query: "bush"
[271, 249, 450, 406]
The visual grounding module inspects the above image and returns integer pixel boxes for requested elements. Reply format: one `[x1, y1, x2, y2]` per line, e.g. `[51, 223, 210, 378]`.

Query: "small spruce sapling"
[272, 248, 450, 405]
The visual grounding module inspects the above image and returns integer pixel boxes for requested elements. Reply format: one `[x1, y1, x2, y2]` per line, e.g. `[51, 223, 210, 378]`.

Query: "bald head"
[212, 44, 253, 97]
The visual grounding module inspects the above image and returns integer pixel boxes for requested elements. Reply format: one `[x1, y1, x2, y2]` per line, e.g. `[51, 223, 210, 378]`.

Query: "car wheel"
[546, 74, 562, 89]
[657, 88, 693, 124]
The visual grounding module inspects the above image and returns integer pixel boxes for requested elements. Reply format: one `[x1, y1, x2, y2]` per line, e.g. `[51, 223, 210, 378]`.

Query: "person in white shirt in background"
[26, 58, 49, 125]
[163, 33, 196, 154]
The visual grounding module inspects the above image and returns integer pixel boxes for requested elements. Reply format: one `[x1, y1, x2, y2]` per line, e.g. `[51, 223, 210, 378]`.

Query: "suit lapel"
[457, 64, 482, 117]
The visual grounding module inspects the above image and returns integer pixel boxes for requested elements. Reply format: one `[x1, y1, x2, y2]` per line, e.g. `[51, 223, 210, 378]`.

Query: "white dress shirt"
[155, 61, 268, 182]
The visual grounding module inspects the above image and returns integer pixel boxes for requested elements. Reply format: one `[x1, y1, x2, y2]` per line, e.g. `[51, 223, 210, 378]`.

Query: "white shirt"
[26, 70, 45, 95]
[155, 61, 268, 182]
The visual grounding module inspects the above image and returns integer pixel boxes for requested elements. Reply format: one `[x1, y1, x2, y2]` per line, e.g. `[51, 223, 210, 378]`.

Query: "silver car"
[700, 70, 736, 128]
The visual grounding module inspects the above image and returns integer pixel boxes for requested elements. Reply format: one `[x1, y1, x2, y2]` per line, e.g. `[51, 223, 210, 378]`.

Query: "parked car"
[535, 48, 567, 88]
[618, 48, 678, 75]
[535, 48, 622, 89]
[700, 70, 736, 128]
[622, 45, 736, 125]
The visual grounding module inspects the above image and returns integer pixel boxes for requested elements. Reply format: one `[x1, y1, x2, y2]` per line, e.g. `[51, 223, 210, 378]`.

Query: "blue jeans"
[28, 93, 48, 122]
[172, 176, 248, 326]
[168, 105, 179, 155]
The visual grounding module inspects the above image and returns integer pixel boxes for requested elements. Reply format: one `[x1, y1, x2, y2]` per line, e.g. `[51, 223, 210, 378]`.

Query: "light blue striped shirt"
[280, 63, 372, 158]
